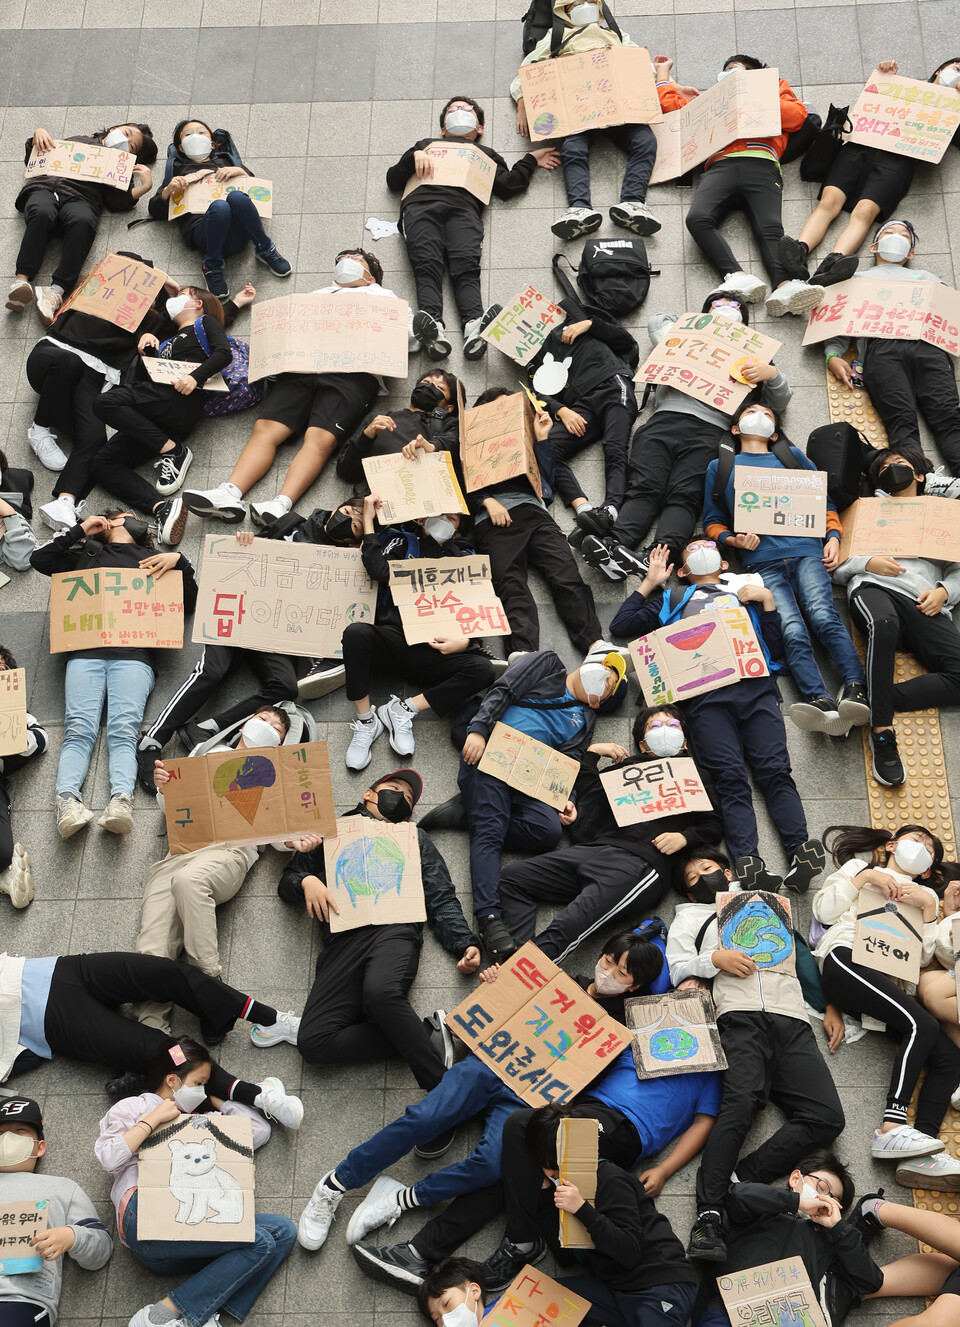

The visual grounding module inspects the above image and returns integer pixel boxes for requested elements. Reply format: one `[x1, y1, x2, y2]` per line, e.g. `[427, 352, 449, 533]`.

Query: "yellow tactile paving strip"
[823, 358, 890, 449]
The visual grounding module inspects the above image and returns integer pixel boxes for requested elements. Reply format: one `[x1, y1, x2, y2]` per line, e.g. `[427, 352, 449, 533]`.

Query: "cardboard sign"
[402, 141, 495, 205]
[637, 311, 782, 415]
[488, 1265, 591, 1327]
[49, 568, 184, 653]
[519, 44, 662, 139]
[717, 891, 796, 975]
[389, 555, 510, 644]
[630, 604, 769, 706]
[248, 293, 409, 382]
[838, 496, 960, 563]
[56, 253, 170, 333]
[478, 722, 579, 811]
[803, 276, 960, 357]
[162, 740, 336, 853]
[480, 284, 566, 365]
[718, 1258, 828, 1327]
[0, 1201, 48, 1275]
[460, 389, 542, 499]
[848, 68, 960, 164]
[557, 1117, 597, 1249]
[141, 356, 228, 391]
[192, 535, 374, 660]
[852, 886, 925, 985]
[361, 451, 467, 524]
[733, 467, 828, 538]
[445, 941, 632, 1108]
[25, 137, 134, 188]
[137, 1113, 254, 1242]
[323, 815, 424, 933]
[626, 989, 727, 1080]
[168, 174, 273, 219]
[650, 68, 782, 183]
[0, 668, 27, 758]
[599, 755, 712, 827]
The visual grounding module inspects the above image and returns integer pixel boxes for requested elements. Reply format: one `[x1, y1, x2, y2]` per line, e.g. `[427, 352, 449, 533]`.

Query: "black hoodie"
[386, 138, 537, 218]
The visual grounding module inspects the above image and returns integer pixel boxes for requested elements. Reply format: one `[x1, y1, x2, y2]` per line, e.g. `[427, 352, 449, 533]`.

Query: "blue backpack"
[192, 316, 262, 417]
[632, 917, 671, 994]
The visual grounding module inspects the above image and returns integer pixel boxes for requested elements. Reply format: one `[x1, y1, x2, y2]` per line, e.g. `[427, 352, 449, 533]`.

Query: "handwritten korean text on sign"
[169, 175, 273, 219]
[389, 556, 510, 644]
[838, 496, 960, 563]
[718, 1257, 828, 1327]
[479, 722, 579, 811]
[57, 253, 170, 333]
[481, 284, 566, 365]
[637, 311, 782, 415]
[141, 356, 228, 391]
[630, 604, 769, 706]
[361, 451, 467, 524]
[50, 570, 184, 653]
[0, 1201, 48, 1276]
[650, 68, 781, 183]
[848, 68, 960, 164]
[599, 756, 712, 827]
[804, 276, 960, 357]
[460, 388, 542, 499]
[248, 293, 409, 382]
[519, 45, 662, 139]
[733, 467, 827, 538]
[25, 138, 134, 188]
[402, 142, 495, 205]
[0, 668, 27, 758]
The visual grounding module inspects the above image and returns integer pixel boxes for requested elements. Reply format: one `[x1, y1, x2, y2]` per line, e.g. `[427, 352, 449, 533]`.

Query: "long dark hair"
[143, 1036, 212, 1093]
[181, 284, 225, 327]
[96, 123, 158, 166]
[824, 823, 948, 890]
[0, 646, 17, 672]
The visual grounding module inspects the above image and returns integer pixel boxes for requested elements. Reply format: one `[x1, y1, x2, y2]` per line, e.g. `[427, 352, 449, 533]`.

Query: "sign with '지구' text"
[487, 1265, 591, 1327]
[0, 668, 27, 758]
[848, 68, 960, 164]
[248, 293, 410, 382]
[480, 284, 566, 365]
[162, 740, 336, 853]
[361, 451, 467, 524]
[518, 45, 662, 139]
[626, 988, 727, 1080]
[630, 605, 769, 706]
[49, 570, 184, 653]
[838, 496, 960, 563]
[717, 1258, 828, 1327]
[192, 535, 374, 660]
[0, 1201, 48, 1275]
[57, 253, 170, 332]
[25, 138, 135, 188]
[650, 67, 782, 184]
[478, 722, 579, 811]
[323, 816, 424, 933]
[637, 312, 781, 415]
[853, 886, 925, 985]
[402, 141, 495, 204]
[803, 276, 960, 356]
[445, 942, 631, 1107]
[137, 1114, 255, 1243]
[733, 467, 828, 538]
[459, 387, 543, 499]
[389, 556, 510, 643]
[599, 756, 712, 827]
[168, 174, 273, 219]
[141, 357, 228, 391]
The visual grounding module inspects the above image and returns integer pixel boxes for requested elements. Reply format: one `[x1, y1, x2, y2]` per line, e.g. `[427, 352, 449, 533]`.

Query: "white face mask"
[334, 257, 367, 286]
[796, 1180, 821, 1218]
[594, 963, 628, 996]
[645, 724, 685, 758]
[444, 109, 478, 137]
[579, 661, 611, 702]
[711, 304, 741, 323]
[939, 67, 960, 88]
[569, 2, 600, 25]
[241, 716, 282, 749]
[165, 294, 193, 321]
[181, 132, 212, 161]
[424, 516, 456, 545]
[893, 838, 934, 876]
[738, 409, 776, 439]
[876, 231, 912, 263]
[0, 1133, 37, 1167]
[173, 1082, 208, 1113]
[442, 1298, 479, 1327]
[717, 67, 736, 81]
[685, 545, 722, 576]
[104, 128, 131, 151]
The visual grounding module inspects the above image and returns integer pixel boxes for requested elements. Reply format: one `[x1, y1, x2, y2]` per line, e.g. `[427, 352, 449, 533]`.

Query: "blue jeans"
[122, 1191, 296, 1327]
[192, 191, 270, 270]
[57, 657, 154, 799]
[753, 555, 865, 701]
[335, 1056, 522, 1205]
[560, 123, 657, 208]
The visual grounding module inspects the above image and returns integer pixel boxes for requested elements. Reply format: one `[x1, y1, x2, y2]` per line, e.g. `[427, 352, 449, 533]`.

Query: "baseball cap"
[372, 767, 423, 807]
[582, 640, 627, 689]
[0, 1097, 44, 1139]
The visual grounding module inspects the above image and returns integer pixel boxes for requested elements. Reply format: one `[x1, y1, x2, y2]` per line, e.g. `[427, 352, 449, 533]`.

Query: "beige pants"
[134, 845, 249, 1031]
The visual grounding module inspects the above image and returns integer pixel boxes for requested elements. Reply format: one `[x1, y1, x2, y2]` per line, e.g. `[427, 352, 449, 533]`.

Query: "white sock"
[272, 494, 293, 513]
[223, 482, 243, 500]
[196, 718, 218, 732]
[357, 711, 376, 724]
[395, 697, 417, 717]
[50, 284, 64, 297]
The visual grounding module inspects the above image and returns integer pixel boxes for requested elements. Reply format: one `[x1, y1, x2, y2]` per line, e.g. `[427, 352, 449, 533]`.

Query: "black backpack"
[712, 436, 801, 502]
[520, 0, 553, 53]
[799, 104, 852, 182]
[805, 422, 880, 510]
[553, 238, 658, 319]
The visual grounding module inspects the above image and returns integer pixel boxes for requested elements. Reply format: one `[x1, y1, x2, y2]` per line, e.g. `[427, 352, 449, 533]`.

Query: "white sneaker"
[379, 695, 416, 758]
[609, 200, 661, 235]
[155, 497, 187, 546]
[28, 424, 67, 471]
[40, 496, 77, 531]
[717, 271, 768, 304]
[254, 1077, 304, 1130]
[412, 311, 452, 361]
[182, 485, 245, 523]
[895, 1149, 960, 1191]
[154, 446, 193, 495]
[250, 498, 289, 528]
[345, 1175, 405, 1246]
[6, 279, 33, 312]
[55, 795, 93, 840]
[250, 1010, 302, 1047]
[98, 792, 134, 834]
[298, 660, 346, 699]
[765, 278, 825, 318]
[0, 844, 34, 909]
[35, 285, 62, 326]
[953, 1083, 960, 1110]
[128, 1308, 188, 1327]
[507, 651, 529, 664]
[298, 1174, 343, 1250]
[551, 206, 603, 241]
[871, 1124, 945, 1160]
[346, 711, 384, 771]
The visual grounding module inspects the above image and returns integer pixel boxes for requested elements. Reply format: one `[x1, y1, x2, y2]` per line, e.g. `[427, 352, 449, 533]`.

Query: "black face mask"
[376, 789, 409, 823]
[324, 510, 354, 542]
[689, 869, 728, 905]
[122, 517, 150, 542]
[410, 382, 445, 412]
[878, 463, 915, 495]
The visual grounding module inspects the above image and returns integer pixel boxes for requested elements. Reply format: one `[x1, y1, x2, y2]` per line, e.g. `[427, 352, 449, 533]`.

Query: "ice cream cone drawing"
[213, 754, 277, 825]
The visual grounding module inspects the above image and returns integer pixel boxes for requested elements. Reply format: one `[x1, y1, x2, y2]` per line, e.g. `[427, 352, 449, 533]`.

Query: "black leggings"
[16, 189, 99, 290]
[849, 583, 960, 727]
[92, 384, 206, 514]
[685, 156, 788, 288]
[821, 946, 960, 1136]
[25, 342, 108, 500]
[341, 622, 495, 716]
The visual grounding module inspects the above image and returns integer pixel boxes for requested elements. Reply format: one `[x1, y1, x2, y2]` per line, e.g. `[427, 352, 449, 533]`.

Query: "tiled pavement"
[0, 2, 958, 1324]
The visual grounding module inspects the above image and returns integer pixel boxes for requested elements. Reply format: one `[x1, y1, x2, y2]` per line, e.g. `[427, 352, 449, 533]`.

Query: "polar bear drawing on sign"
[168, 1137, 245, 1225]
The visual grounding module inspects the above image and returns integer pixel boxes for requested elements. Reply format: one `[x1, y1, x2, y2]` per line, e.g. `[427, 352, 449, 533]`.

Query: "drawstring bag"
[192, 316, 262, 417]
[800, 104, 852, 182]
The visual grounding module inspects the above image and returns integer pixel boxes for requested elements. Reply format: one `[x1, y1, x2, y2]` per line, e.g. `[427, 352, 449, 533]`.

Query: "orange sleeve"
[657, 82, 692, 113]
[826, 510, 842, 539]
[704, 519, 732, 544]
[778, 79, 808, 134]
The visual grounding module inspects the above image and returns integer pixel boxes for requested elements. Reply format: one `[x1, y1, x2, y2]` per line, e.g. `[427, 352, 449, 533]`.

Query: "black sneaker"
[580, 534, 645, 582]
[297, 660, 346, 699]
[783, 838, 826, 894]
[811, 253, 859, 287]
[255, 243, 292, 277]
[575, 503, 617, 537]
[412, 310, 452, 360]
[178, 719, 215, 753]
[423, 1009, 454, 1071]
[105, 1070, 145, 1100]
[687, 1212, 727, 1262]
[481, 1236, 548, 1295]
[352, 1241, 429, 1293]
[777, 235, 810, 280]
[478, 914, 517, 961]
[850, 1189, 886, 1243]
[155, 496, 187, 547]
[154, 445, 193, 496]
[789, 694, 843, 735]
[201, 262, 229, 300]
[870, 729, 905, 787]
[414, 1125, 457, 1159]
[136, 739, 161, 793]
[734, 854, 784, 893]
[419, 793, 468, 832]
[838, 681, 871, 729]
[567, 525, 587, 550]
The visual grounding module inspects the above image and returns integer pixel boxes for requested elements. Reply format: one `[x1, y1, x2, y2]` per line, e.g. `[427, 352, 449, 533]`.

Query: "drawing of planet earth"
[720, 897, 791, 968]
[213, 754, 277, 824]
[649, 1027, 699, 1062]
[533, 112, 559, 137]
[335, 836, 406, 908]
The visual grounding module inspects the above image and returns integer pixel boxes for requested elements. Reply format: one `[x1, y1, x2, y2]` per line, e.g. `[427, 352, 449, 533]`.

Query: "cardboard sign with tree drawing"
[460, 387, 543, 499]
[141, 357, 228, 391]
[733, 467, 828, 537]
[626, 989, 727, 1080]
[599, 756, 712, 827]
[389, 556, 510, 644]
[0, 1201, 48, 1275]
[25, 138, 135, 188]
[445, 942, 631, 1108]
[650, 67, 782, 183]
[838, 496, 960, 563]
[480, 285, 566, 365]
[168, 175, 273, 219]
[487, 1265, 591, 1327]
[161, 740, 336, 853]
[852, 887, 925, 985]
[402, 141, 495, 204]
[717, 1259, 828, 1327]
[478, 722, 579, 811]
[137, 1113, 255, 1242]
[323, 816, 425, 933]
[803, 277, 960, 357]
[630, 604, 769, 707]
[519, 45, 662, 140]
[717, 891, 796, 975]
[49, 569, 184, 653]
[248, 293, 410, 382]
[848, 68, 960, 164]
[57, 253, 170, 333]
[637, 311, 781, 415]
[361, 451, 468, 524]
[557, 1117, 597, 1249]
[0, 668, 27, 758]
